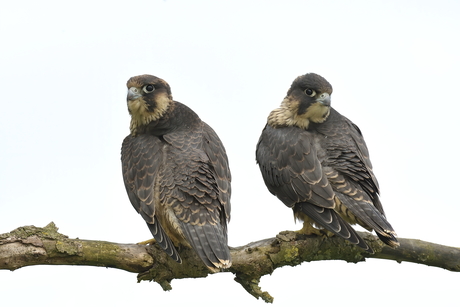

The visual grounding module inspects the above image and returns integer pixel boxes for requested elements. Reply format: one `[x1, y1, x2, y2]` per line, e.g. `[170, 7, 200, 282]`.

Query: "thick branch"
[1, 223, 459, 303]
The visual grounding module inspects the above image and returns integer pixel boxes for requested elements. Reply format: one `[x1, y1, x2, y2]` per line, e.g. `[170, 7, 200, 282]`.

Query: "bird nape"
[256, 72, 399, 253]
[121, 74, 232, 271]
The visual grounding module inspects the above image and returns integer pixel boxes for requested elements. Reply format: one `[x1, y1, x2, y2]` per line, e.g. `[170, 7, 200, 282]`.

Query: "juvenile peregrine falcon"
[121, 74, 231, 270]
[256, 73, 399, 252]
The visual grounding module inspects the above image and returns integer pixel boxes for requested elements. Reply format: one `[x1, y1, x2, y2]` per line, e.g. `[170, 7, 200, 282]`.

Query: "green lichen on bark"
[0, 222, 66, 241]
[0, 223, 154, 273]
[55, 240, 82, 256]
[1, 223, 460, 304]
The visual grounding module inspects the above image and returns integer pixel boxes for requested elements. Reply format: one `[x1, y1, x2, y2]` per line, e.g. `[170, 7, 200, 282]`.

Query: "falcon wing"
[257, 125, 332, 207]
[121, 134, 181, 262]
[318, 111, 398, 247]
[256, 124, 371, 251]
[161, 127, 231, 269]
[202, 122, 231, 229]
[346, 119, 384, 214]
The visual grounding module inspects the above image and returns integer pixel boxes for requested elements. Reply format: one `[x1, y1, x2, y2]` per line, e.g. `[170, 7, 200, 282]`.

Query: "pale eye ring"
[304, 88, 316, 97]
[143, 84, 155, 93]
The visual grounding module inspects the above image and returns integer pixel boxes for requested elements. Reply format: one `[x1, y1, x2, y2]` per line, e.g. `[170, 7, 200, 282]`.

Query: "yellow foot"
[137, 238, 156, 245]
[296, 222, 333, 237]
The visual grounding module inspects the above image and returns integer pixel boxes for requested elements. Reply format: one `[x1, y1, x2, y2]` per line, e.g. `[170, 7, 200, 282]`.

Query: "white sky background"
[1, 0, 459, 305]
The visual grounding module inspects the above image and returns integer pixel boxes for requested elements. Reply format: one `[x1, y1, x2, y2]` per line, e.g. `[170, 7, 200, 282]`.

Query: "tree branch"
[1, 223, 459, 303]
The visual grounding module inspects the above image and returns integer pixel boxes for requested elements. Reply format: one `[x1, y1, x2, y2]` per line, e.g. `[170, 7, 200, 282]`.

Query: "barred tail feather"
[182, 223, 231, 270]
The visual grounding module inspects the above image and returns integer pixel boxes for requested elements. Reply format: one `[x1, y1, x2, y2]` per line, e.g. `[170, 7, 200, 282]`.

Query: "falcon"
[256, 73, 399, 253]
[121, 74, 231, 270]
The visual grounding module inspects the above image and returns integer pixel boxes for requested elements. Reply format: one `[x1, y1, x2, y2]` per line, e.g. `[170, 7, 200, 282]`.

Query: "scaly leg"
[296, 220, 335, 238]
[137, 238, 156, 245]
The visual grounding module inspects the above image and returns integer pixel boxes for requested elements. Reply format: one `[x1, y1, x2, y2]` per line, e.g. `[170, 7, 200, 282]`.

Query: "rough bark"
[1, 223, 459, 303]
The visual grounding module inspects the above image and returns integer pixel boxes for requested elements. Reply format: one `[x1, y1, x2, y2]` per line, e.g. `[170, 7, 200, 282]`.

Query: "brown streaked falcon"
[121, 74, 231, 270]
[256, 73, 399, 253]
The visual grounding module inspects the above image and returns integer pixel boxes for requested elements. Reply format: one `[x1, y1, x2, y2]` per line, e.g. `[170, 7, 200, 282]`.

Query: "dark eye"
[143, 84, 155, 93]
[304, 88, 316, 97]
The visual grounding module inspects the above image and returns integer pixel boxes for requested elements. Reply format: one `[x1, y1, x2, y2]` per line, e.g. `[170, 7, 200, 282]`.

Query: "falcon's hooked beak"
[316, 93, 331, 107]
[127, 87, 142, 101]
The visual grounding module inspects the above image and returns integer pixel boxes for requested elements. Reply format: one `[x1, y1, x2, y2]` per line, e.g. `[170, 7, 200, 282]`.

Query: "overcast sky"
[1, 0, 459, 306]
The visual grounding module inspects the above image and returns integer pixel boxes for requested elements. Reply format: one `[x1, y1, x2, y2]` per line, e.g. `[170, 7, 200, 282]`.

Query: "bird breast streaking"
[121, 74, 232, 271]
[256, 73, 399, 253]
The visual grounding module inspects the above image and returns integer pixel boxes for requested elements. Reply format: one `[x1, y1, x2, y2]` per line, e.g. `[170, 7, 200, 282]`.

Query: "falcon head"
[268, 73, 333, 129]
[126, 74, 173, 136]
